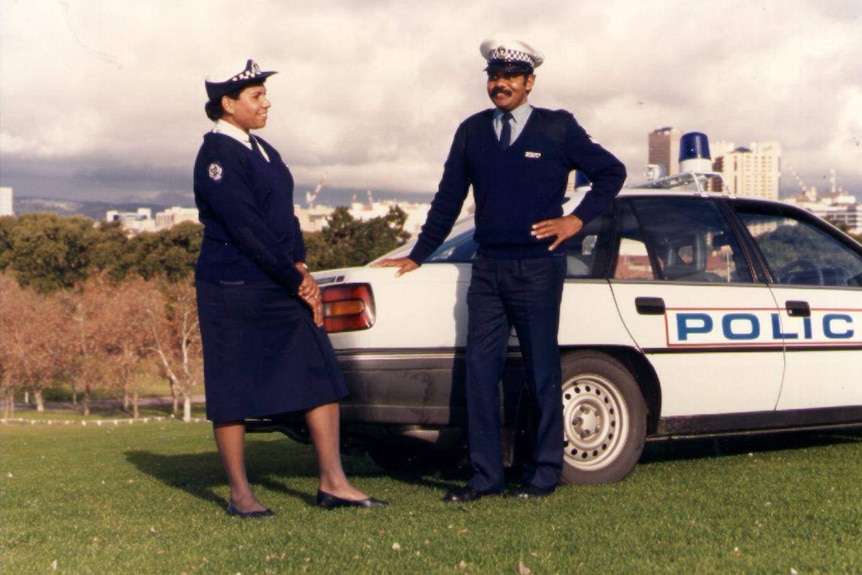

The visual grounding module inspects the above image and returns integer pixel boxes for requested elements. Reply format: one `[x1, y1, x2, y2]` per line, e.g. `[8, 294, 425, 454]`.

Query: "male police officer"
[376, 36, 626, 501]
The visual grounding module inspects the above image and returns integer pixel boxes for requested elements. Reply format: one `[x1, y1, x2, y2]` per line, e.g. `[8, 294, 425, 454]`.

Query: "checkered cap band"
[230, 60, 265, 83]
[486, 46, 536, 68]
[205, 59, 276, 101]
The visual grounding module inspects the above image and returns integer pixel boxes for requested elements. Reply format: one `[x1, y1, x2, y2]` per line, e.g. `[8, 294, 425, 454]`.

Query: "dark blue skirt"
[196, 280, 348, 423]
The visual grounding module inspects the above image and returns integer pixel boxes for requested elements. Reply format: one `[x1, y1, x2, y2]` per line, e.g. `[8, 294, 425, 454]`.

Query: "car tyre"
[560, 352, 647, 485]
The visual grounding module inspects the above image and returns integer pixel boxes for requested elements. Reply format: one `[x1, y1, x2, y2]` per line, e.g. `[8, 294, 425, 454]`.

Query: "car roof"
[371, 174, 832, 265]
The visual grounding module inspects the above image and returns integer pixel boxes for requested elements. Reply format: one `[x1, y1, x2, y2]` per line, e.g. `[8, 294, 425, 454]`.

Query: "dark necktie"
[499, 112, 513, 149]
[249, 135, 263, 158]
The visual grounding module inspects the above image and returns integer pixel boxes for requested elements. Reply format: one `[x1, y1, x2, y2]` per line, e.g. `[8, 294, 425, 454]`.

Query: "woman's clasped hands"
[296, 263, 323, 327]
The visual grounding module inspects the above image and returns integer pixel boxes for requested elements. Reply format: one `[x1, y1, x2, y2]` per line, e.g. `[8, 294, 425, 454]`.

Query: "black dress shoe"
[316, 490, 389, 510]
[442, 485, 498, 503]
[226, 503, 275, 519]
[510, 485, 554, 500]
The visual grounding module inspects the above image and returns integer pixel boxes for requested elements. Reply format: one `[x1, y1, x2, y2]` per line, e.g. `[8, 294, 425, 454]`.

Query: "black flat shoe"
[226, 503, 275, 519]
[509, 485, 554, 500]
[442, 485, 499, 503]
[316, 490, 389, 510]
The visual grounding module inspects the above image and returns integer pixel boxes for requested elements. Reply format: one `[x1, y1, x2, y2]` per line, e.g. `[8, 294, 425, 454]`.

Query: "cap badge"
[488, 45, 536, 67]
[205, 60, 277, 101]
[480, 37, 544, 71]
[232, 61, 262, 83]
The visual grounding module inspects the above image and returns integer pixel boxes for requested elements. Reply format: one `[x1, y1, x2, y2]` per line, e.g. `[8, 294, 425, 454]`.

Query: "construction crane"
[305, 172, 328, 207]
[785, 165, 814, 200]
[828, 168, 841, 195]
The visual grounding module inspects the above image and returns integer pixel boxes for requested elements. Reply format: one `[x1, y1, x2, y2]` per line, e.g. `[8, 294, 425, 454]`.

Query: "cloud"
[1, 0, 860, 200]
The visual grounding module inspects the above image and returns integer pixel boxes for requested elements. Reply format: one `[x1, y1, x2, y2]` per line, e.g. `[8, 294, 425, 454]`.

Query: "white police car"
[255, 134, 862, 484]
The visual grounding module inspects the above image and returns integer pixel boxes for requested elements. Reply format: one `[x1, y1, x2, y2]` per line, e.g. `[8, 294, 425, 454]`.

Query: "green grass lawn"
[1, 420, 860, 575]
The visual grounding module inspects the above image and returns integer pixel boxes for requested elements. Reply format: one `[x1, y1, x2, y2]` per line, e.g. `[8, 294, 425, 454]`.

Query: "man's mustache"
[491, 87, 512, 97]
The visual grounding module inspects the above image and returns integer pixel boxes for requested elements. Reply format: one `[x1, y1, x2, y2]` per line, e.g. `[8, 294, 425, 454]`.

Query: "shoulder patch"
[208, 162, 223, 182]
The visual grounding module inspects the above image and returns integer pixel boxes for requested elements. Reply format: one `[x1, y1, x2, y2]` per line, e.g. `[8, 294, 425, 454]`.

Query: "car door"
[733, 202, 862, 410]
[608, 196, 785, 418]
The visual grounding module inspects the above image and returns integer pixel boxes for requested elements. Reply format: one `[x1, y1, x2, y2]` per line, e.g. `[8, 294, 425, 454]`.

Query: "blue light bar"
[679, 132, 711, 162]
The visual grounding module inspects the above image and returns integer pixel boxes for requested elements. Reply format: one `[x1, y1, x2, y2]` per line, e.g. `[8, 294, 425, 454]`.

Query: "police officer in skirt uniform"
[194, 60, 386, 515]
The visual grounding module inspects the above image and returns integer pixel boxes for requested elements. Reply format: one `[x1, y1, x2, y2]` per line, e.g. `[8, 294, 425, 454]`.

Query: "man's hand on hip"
[531, 214, 584, 251]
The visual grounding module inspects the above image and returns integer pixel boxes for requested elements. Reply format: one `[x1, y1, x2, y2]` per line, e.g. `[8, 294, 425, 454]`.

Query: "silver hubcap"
[562, 373, 629, 471]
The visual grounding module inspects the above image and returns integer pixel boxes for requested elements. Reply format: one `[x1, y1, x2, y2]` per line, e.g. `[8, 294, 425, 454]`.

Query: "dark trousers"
[464, 255, 567, 493]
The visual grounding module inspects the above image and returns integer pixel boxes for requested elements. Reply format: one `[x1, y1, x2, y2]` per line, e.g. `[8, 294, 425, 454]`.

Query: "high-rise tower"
[648, 127, 682, 176]
[712, 141, 781, 199]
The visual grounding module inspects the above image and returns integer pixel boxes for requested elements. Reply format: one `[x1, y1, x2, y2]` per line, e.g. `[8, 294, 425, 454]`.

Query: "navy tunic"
[193, 130, 347, 422]
[408, 108, 626, 263]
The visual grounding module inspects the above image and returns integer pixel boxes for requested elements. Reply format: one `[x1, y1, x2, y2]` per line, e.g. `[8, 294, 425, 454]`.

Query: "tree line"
[0, 207, 410, 419]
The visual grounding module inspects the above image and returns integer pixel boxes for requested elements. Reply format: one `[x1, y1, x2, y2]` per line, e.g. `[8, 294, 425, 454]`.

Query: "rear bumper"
[336, 348, 526, 422]
[337, 350, 468, 426]
[246, 349, 526, 446]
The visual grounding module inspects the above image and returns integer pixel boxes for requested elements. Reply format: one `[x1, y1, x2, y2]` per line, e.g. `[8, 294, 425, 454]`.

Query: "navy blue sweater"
[193, 132, 306, 293]
[409, 108, 626, 262]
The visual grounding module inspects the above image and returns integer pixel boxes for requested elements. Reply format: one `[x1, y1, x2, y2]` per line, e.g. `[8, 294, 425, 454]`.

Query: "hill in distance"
[13, 197, 171, 222]
[12, 187, 434, 221]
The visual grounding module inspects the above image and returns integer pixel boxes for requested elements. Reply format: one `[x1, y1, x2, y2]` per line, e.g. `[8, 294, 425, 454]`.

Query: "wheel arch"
[559, 345, 662, 436]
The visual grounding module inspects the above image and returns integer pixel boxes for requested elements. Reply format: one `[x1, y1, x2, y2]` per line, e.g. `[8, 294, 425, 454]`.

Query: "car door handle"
[635, 296, 666, 316]
[785, 300, 811, 317]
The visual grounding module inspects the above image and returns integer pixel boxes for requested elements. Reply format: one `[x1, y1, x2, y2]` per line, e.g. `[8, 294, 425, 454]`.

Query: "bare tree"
[97, 277, 158, 418]
[0, 275, 73, 412]
[0, 275, 23, 415]
[143, 278, 202, 422]
[59, 289, 97, 416]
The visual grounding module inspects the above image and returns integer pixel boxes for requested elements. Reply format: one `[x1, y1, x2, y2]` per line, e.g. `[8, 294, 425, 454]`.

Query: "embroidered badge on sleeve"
[208, 162, 223, 182]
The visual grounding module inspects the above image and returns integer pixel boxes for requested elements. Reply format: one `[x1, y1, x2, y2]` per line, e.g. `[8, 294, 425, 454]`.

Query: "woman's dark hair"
[204, 98, 226, 121]
[204, 81, 265, 121]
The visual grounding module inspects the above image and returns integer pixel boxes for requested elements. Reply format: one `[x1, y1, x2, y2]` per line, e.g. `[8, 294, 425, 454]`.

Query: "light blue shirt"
[493, 103, 533, 145]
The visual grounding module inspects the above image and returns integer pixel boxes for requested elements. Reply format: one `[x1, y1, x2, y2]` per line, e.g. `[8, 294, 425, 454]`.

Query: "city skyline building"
[0, 186, 14, 216]
[155, 206, 199, 229]
[102, 196, 443, 237]
[712, 141, 782, 200]
[648, 127, 682, 176]
[645, 128, 782, 199]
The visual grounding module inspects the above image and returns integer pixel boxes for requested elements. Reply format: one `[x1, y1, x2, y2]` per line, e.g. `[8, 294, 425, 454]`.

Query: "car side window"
[614, 237, 652, 280]
[425, 229, 478, 263]
[612, 198, 753, 283]
[564, 214, 605, 278]
[425, 208, 607, 273]
[735, 205, 862, 287]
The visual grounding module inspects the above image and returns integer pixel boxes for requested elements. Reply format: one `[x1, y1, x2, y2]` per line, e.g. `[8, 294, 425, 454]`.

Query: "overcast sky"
[1, 0, 860, 203]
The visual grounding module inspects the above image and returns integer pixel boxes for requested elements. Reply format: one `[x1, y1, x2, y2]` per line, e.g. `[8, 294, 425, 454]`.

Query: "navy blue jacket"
[193, 132, 306, 293]
[409, 108, 626, 262]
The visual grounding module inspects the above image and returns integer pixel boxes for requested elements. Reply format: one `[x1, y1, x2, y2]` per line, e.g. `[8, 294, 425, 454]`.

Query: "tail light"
[321, 283, 376, 333]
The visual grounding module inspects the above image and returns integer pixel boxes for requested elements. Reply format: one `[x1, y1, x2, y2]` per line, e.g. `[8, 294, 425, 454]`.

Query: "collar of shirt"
[493, 103, 533, 144]
[212, 120, 270, 162]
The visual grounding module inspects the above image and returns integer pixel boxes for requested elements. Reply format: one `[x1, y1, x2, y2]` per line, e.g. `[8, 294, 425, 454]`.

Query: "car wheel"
[366, 444, 464, 476]
[560, 352, 647, 485]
